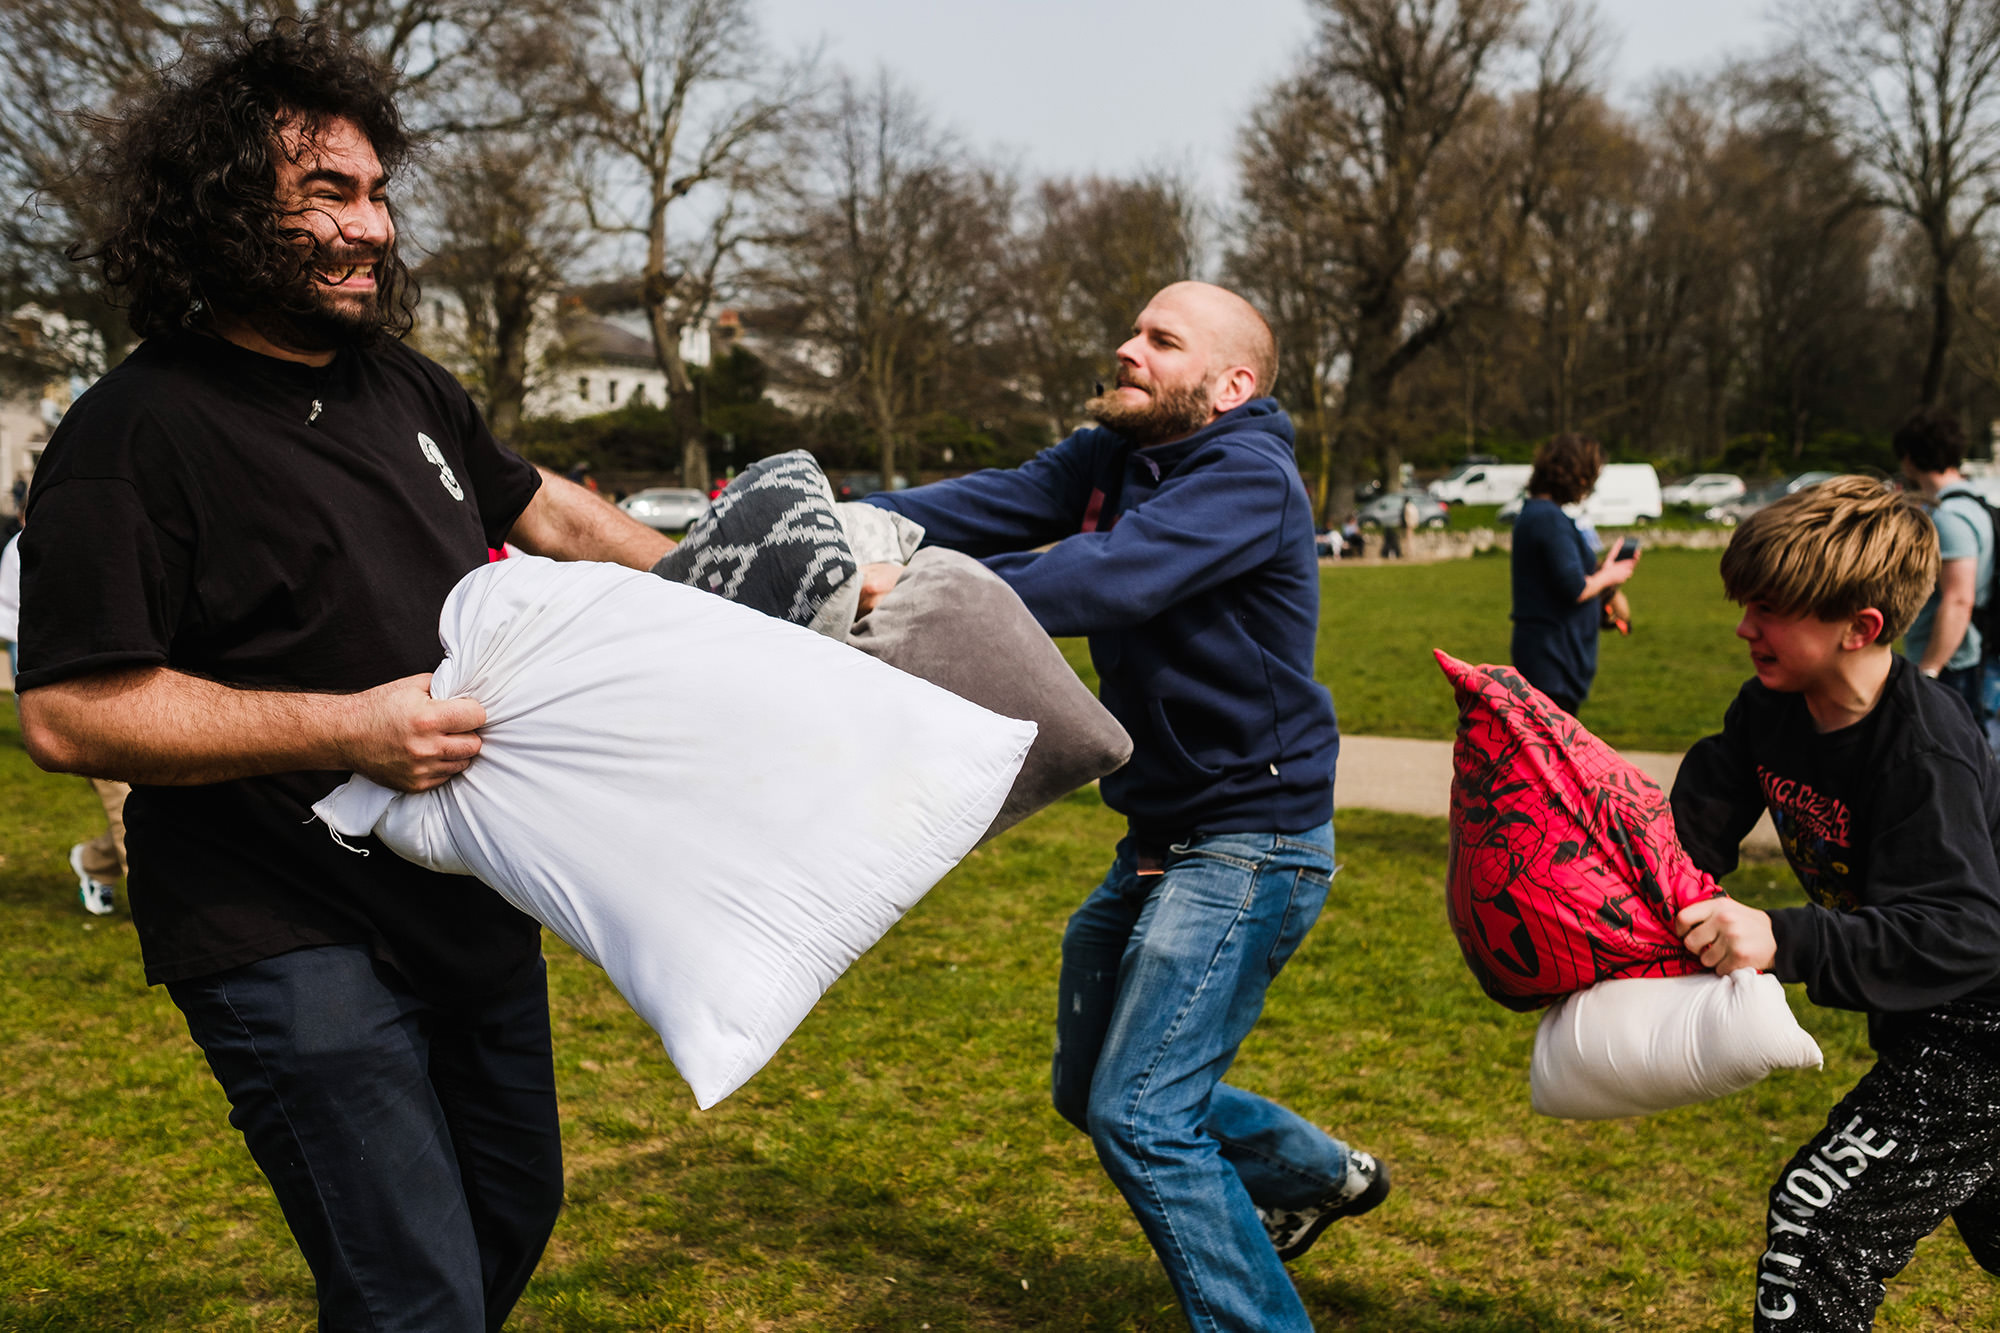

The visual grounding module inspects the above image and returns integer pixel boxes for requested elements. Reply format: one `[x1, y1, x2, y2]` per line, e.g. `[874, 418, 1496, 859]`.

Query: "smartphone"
[1612, 537, 1640, 562]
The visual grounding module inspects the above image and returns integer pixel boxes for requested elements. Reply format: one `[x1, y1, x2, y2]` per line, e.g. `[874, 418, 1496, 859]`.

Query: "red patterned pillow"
[1435, 650, 1725, 1011]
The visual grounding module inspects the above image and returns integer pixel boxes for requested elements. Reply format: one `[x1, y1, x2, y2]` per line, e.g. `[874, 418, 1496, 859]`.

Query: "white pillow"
[1529, 970, 1824, 1119]
[313, 555, 1035, 1108]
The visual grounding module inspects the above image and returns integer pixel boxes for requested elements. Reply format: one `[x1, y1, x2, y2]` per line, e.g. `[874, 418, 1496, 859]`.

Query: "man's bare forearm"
[21, 666, 358, 782]
[19, 665, 485, 792]
[509, 468, 675, 570]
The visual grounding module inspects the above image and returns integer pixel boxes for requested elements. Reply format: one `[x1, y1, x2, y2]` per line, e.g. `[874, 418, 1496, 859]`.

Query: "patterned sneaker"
[69, 844, 116, 916]
[1258, 1150, 1391, 1262]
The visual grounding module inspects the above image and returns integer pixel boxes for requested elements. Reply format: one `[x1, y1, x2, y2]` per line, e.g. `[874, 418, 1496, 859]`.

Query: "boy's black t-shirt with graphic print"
[1671, 655, 2000, 1015]
[17, 332, 544, 1001]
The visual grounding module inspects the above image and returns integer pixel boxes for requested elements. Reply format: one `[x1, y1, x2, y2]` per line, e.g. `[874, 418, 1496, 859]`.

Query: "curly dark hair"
[1527, 433, 1604, 507]
[1891, 406, 1966, 474]
[70, 19, 416, 344]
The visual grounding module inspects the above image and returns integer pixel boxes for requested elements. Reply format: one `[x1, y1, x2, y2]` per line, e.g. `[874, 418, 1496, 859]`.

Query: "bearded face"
[1085, 364, 1217, 444]
[246, 236, 393, 352]
[225, 113, 396, 354]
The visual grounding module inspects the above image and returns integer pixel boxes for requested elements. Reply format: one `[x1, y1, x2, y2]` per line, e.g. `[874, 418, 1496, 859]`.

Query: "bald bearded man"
[865, 282, 1381, 1332]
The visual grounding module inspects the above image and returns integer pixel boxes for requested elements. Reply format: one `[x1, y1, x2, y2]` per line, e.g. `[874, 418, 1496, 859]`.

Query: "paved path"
[1335, 733, 1781, 854]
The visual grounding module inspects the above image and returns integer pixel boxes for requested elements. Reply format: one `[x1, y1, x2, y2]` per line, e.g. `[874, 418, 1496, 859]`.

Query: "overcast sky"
[757, 0, 1785, 195]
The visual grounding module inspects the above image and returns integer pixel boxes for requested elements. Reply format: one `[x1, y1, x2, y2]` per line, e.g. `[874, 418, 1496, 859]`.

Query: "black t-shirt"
[1670, 656, 2000, 1014]
[17, 332, 544, 1002]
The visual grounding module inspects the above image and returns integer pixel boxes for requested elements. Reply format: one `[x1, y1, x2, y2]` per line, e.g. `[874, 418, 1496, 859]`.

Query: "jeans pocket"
[1267, 863, 1334, 979]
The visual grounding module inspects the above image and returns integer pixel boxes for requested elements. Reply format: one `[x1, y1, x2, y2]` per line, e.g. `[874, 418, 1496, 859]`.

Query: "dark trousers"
[1753, 1003, 2000, 1330]
[168, 944, 564, 1332]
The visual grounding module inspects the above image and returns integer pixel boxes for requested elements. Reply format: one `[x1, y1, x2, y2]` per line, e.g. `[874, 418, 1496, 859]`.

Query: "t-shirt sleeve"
[1669, 692, 1766, 881]
[15, 476, 192, 691]
[1769, 749, 2000, 1012]
[461, 413, 541, 548]
[422, 354, 540, 545]
[1935, 501, 1982, 562]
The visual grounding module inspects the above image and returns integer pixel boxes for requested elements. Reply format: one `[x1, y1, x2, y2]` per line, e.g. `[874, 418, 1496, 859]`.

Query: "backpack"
[1939, 486, 2000, 659]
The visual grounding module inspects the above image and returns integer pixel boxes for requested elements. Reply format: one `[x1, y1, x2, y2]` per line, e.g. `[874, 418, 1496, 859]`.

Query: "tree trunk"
[1923, 259, 1954, 407]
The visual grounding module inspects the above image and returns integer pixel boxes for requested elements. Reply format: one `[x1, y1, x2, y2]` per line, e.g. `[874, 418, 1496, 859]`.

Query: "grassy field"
[4, 556, 1994, 1331]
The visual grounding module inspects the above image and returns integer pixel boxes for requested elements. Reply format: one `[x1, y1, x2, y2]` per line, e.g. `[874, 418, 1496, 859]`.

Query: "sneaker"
[1258, 1150, 1391, 1262]
[69, 844, 116, 916]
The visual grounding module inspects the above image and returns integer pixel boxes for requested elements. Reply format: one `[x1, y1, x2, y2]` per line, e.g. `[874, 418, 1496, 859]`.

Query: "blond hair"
[1719, 475, 1938, 642]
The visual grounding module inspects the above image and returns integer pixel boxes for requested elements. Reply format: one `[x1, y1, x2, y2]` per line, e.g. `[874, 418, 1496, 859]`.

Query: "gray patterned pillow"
[652, 451, 855, 633]
[848, 547, 1132, 841]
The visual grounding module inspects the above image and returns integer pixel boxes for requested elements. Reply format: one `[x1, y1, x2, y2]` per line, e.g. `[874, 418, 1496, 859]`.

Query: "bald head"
[1149, 281, 1279, 398]
[1087, 281, 1282, 443]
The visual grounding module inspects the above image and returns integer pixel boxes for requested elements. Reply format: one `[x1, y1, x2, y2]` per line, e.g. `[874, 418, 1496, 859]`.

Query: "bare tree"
[566, 0, 807, 489]
[415, 134, 590, 441]
[1792, 0, 2000, 404]
[757, 70, 1014, 488]
[1230, 96, 1356, 521]
[0, 0, 570, 372]
[1234, 0, 1609, 514]
[1007, 172, 1202, 437]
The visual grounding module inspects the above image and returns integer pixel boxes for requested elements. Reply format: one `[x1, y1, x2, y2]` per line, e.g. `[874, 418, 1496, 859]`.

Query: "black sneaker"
[1258, 1150, 1391, 1262]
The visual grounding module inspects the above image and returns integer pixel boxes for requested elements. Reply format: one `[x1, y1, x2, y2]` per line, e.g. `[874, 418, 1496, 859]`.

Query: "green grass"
[3, 698, 1996, 1330]
[1440, 505, 1720, 534]
[1060, 548, 1749, 753]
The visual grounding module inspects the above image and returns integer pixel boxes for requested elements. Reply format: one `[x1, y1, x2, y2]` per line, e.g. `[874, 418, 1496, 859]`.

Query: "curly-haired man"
[16, 22, 670, 1329]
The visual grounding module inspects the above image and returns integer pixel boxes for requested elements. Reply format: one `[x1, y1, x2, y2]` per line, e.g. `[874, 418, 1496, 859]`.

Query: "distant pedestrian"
[0, 526, 18, 683]
[4, 517, 124, 914]
[1380, 506, 1403, 559]
[1510, 433, 1638, 715]
[1893, 407, 1993, 721]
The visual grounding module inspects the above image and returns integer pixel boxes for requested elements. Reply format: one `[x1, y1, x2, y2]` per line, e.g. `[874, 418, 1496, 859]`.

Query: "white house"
[413, 286, 715, 423]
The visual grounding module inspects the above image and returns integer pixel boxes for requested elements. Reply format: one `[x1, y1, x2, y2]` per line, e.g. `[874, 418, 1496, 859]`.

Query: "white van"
[1577, 463, 1663, 528]
[1428, 462, 1532, 506]
[1497, 463, 1666, 529]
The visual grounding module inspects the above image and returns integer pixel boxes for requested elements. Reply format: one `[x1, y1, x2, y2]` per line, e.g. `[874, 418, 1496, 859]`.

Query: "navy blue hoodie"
[866, 398, 1338, 841]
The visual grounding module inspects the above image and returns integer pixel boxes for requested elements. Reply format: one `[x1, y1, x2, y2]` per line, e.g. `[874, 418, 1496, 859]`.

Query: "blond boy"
[1668, 476, 2000, 1330]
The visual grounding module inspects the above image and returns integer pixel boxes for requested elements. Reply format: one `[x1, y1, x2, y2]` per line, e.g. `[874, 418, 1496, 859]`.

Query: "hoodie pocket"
[1146, 697, 1223, 779]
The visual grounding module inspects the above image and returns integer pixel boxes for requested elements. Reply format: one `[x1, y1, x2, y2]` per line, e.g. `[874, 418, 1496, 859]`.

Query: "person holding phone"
[1510, 433, 1640, 716]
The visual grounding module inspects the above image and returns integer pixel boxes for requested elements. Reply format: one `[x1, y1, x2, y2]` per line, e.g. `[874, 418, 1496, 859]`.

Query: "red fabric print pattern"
[1436, 650, 1728, 1011]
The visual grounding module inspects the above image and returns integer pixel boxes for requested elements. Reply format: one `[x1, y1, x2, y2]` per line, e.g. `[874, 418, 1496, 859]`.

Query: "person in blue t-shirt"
[1509, 433, 1640, 715]
[864, 282, 1376, 1333]
[1894, 407, 1994, 721]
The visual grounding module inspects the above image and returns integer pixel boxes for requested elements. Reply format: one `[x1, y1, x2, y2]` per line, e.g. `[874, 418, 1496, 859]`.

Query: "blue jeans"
[168, 944, 564, 1333]
[1053, 825, 1347, 1333]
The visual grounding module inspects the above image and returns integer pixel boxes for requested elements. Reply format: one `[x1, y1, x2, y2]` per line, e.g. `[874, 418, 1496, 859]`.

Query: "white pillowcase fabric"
[313, 554, 1036, 1108]
[1529, 970, 1824, 1120]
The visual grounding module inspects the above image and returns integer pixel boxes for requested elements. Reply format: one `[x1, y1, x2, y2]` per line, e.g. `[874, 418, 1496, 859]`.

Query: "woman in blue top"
[1510, 433, 1640, 715]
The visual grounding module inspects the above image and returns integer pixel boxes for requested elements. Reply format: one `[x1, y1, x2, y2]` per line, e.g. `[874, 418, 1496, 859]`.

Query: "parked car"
[1497, 464, 1664, 529]
[1428, 461, 1532, 506]
[1705, 471, 1837, 525]
[834, 471, 910, 499]
[619, 487, 710, 531]
[1357, 490, 1449, 529]
[1661, 472, 1746, 508]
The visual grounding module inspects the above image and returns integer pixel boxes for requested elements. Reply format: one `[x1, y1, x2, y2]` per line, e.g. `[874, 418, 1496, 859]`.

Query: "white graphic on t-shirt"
[417, 432, 465, 501]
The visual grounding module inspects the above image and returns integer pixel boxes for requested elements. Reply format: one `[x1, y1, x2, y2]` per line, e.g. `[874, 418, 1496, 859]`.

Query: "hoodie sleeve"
[861, 432, 1097, 558]
[1768, 749, 2000, 1012]
[978, 438, 1297, 638]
